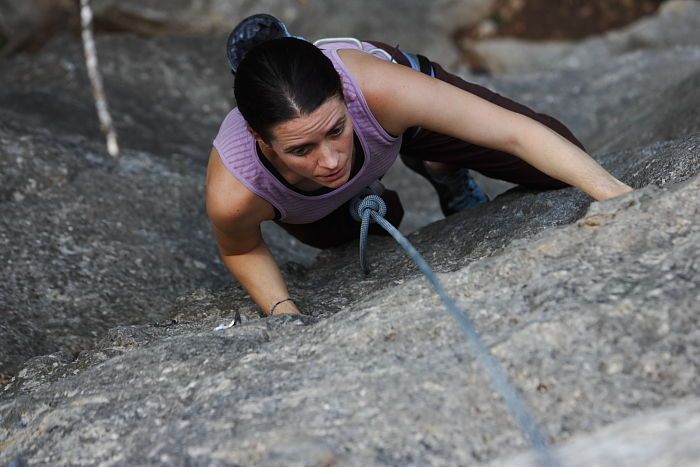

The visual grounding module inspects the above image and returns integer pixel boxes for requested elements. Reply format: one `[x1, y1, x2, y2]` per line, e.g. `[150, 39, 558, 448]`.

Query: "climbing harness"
[354, 193, 562, 467]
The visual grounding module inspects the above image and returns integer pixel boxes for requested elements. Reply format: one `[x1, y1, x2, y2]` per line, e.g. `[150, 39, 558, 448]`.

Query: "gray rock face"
[1, 5, 700, 466]
[0, 33, 232, 158]
[460, 47, 700, 155]
[1, 147, 699, 465]
[461, 0, 700, 74]
[0, 32, 314, 376]
[0, 119, 226, 376]
[490, 398, 700, 467]
[89, 0, 496, 66]
[0, 1, 75, 40]
[1, 0, 495, 66]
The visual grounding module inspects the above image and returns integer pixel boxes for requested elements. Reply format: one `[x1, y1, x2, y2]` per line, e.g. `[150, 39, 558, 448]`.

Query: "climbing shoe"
[226, 14, 294, 74]
[400, 154, 489, 216]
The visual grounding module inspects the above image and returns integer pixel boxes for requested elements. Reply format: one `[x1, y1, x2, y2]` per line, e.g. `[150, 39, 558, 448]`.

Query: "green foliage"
[490, 11, 505, 28]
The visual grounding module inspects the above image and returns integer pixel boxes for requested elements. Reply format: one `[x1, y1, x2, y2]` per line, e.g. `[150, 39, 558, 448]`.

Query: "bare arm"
[206, 148, 300, 316]
[343, 50, 632, 201]
[213, 225, 300, 316]
[508, 117, 631, 200]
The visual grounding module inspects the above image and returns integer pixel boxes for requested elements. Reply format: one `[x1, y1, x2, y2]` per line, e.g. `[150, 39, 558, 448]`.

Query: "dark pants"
[276, 41, 586, 249]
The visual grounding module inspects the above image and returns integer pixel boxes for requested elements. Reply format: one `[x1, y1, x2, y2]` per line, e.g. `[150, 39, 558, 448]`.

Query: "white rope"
[80, 0, 120, 158]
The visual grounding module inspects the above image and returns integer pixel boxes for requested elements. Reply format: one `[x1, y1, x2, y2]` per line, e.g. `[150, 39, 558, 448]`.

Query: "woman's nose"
[317, 144, 339, 169]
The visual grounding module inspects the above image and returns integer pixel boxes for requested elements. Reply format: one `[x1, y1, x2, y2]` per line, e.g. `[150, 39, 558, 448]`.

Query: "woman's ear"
[247, 126, 270, 147]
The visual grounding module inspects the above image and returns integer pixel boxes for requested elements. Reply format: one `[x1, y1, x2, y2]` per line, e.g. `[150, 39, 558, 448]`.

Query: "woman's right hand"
[207, 147, 296, 318]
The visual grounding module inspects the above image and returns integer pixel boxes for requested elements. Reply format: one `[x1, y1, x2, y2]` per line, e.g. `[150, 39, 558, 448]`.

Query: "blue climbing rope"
[356, 194, 562, 467]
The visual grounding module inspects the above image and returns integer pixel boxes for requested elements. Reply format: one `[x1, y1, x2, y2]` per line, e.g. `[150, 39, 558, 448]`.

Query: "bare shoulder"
[337, 48, 430, 136]
[336, 49, 394, 97]
[206, 147, 275, 233]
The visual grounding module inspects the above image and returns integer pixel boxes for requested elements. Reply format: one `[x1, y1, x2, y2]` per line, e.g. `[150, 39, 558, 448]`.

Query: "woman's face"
[266, 96, 355, 189]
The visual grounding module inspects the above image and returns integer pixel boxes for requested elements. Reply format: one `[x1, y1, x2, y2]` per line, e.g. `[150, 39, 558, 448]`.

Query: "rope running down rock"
[356, 194, 562, 467]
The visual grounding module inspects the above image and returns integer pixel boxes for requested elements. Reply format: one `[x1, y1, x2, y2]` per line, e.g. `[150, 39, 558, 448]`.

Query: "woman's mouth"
[319, 163, 347, 182]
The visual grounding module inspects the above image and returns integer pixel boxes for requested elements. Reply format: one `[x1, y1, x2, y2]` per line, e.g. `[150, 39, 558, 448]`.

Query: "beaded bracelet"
[268, 298, 293, 316]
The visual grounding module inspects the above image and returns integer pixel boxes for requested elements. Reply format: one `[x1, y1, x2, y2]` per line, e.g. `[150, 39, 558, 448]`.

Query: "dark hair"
[234, 37, 344, 143]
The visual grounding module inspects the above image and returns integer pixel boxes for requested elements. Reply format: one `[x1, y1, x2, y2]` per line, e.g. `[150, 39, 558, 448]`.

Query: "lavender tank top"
[212, 39, 402, 224]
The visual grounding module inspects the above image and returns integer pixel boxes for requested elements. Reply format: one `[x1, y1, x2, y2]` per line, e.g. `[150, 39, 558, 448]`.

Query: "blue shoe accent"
[445, 169, 489, 212]
[400, 154, 488, 216]
[227, 14, 295, 74]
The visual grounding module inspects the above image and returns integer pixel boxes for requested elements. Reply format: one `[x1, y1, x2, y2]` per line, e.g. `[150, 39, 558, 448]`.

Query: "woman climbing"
[206, 14, 632, 317]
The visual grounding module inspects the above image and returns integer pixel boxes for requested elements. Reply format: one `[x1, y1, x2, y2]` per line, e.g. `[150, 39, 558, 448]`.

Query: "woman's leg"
[274, 189, 404, 249]
[367, 41, 585, 190]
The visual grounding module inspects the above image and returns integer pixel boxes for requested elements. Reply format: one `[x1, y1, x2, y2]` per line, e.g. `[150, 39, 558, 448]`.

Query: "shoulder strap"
[314, 37, 364, 50]
[314, 37, 394, 62]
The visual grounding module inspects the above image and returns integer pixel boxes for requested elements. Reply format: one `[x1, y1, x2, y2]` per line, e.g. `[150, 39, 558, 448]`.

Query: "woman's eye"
[331, 126, 344, 136]
[293, 148, 309, 156]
